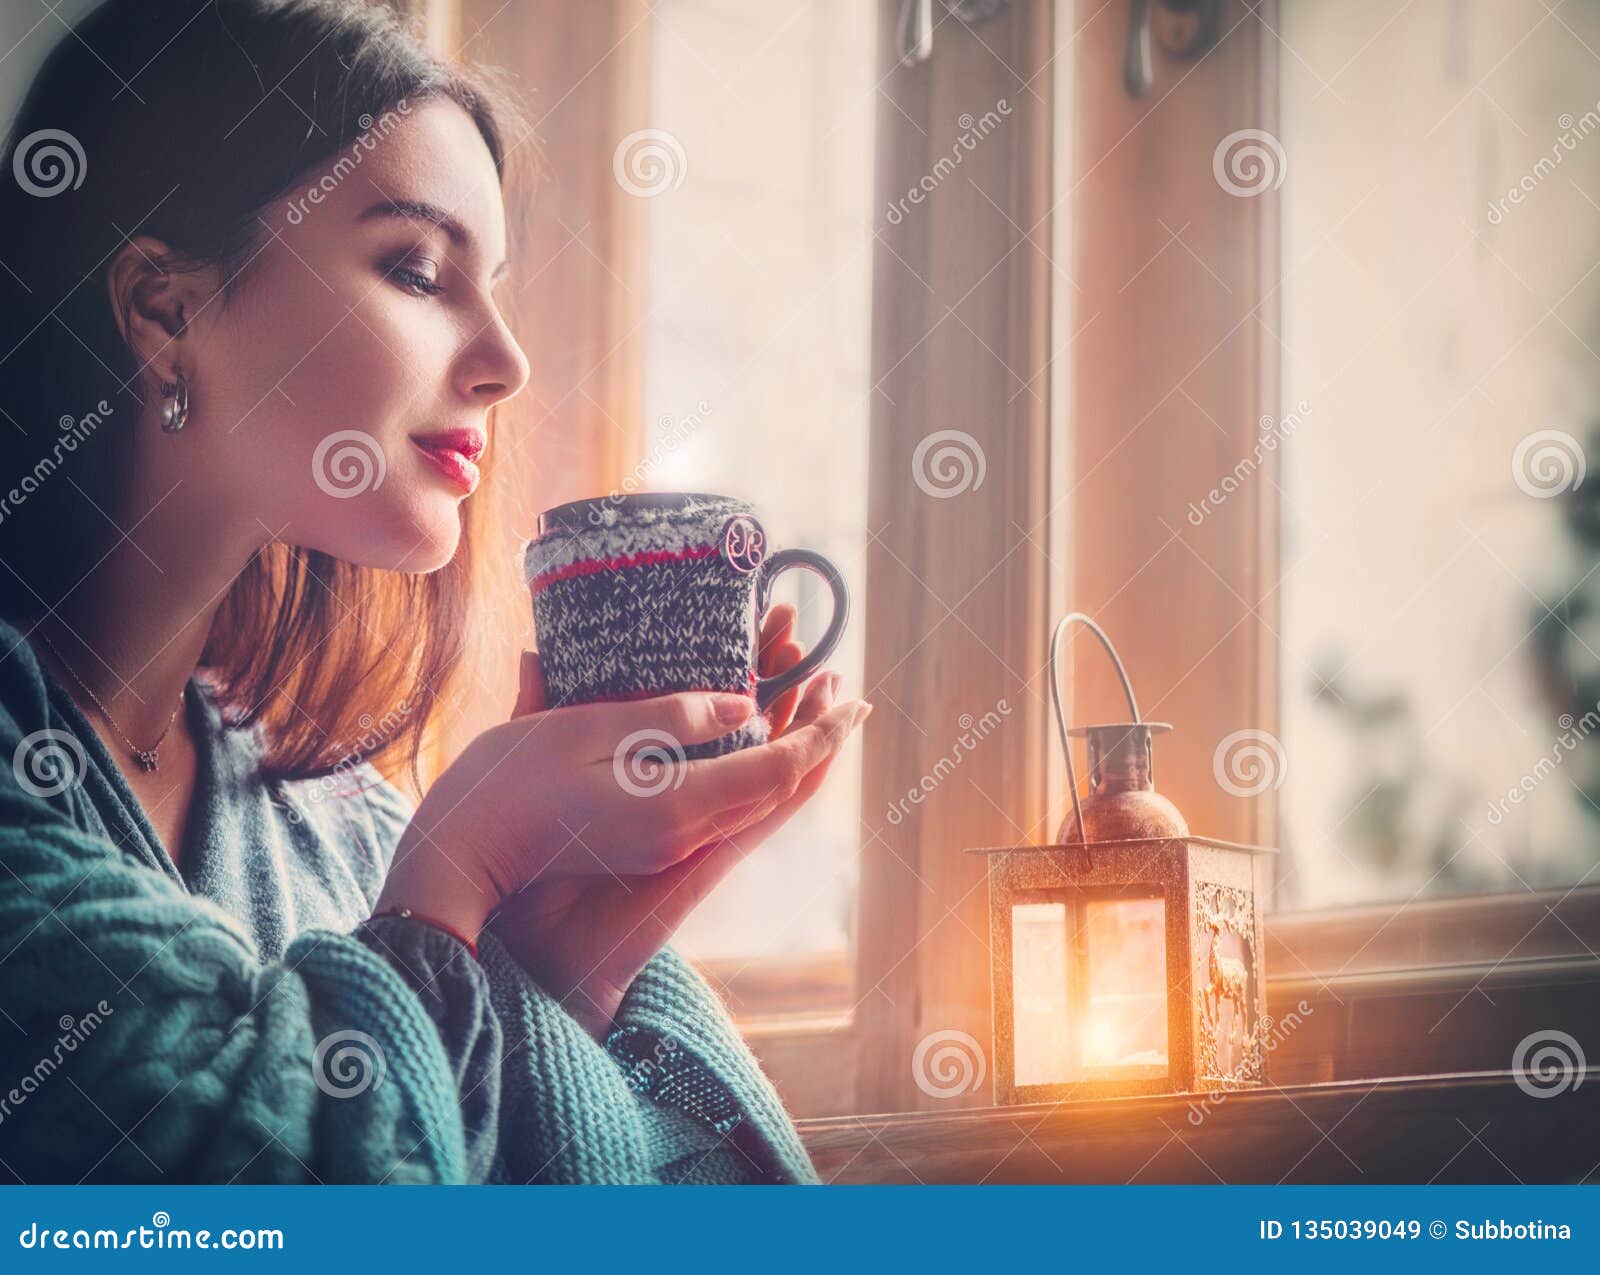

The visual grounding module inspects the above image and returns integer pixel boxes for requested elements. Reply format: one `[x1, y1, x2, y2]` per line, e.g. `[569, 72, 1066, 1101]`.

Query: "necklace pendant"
[135, 749, 159, 773]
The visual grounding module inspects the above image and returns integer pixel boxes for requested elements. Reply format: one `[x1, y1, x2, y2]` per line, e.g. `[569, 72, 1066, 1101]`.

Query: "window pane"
[638, 1, 876, 958]
[1279, 1, 1600, 906]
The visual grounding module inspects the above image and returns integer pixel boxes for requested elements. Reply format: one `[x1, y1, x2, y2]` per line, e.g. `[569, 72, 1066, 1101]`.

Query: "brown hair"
[0, 0, 535, 797]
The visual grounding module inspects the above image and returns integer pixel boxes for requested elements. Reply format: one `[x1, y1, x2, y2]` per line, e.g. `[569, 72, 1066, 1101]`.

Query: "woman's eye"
[384, 260, 444, 297]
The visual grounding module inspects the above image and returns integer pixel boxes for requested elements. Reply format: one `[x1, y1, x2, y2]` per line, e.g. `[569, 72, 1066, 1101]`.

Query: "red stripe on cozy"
[528, 542, 722, 595]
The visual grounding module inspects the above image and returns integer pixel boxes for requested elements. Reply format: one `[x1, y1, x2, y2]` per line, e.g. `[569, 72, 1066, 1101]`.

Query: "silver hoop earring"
[159, 373, 189, 433]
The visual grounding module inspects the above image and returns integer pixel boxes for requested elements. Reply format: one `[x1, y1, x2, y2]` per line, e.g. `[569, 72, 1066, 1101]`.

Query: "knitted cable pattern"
[0, 614, 819, 1185]
[0, 809, 467, 1183]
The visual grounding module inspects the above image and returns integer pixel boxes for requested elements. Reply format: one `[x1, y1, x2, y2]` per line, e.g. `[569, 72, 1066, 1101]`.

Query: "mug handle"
[753, 548, 851, 711]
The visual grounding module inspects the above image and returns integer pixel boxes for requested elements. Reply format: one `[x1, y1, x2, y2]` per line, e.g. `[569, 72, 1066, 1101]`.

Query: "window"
[1277, 0, 1600, 908]
[433, 0, 1600, 1131]
[636, 0, 877, 964]
[1048, 0, 1600, 1107]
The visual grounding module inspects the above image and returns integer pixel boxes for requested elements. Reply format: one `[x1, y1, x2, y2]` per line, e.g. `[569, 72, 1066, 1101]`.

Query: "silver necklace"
[35, 628, 186, 772]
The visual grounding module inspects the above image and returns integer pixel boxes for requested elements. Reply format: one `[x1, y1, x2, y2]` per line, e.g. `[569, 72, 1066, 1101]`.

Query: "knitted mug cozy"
[524, 492, 850, 760]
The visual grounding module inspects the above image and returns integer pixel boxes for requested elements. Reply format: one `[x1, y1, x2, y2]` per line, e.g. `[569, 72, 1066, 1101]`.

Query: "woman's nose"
[461, 312, 531, 407]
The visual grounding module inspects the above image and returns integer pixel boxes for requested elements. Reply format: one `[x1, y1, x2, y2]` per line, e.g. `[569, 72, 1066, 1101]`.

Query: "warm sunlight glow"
[1012, 895, 1169, 1086]
[1083, 1016, 1119, 1067]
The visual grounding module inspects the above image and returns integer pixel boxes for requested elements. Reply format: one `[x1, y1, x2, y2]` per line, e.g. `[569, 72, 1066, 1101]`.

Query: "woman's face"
[158, 97, 530, 572]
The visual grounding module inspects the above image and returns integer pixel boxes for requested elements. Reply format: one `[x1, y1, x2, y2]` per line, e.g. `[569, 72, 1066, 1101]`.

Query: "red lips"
[409, 428, 486, 495]
[409, 428, 487, 462]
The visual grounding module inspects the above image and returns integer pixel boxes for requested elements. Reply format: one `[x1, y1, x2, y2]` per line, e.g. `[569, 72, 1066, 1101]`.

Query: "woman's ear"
[103, 234, 217, 385]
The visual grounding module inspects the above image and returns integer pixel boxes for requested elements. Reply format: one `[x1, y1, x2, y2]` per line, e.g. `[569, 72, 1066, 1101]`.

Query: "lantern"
[968, 614, 1277, 1104]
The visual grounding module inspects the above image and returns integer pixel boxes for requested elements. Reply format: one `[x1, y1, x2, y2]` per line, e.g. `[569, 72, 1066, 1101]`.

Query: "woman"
[0, 0, 868, 1184]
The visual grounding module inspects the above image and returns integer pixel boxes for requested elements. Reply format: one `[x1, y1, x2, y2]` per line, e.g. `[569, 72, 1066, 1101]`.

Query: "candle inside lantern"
[1010, 892, 1169, 1087]
[1081, 895, 1168, 1075]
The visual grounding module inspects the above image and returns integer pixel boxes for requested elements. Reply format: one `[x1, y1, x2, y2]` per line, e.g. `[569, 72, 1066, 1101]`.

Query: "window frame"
[430, 0, 1600, 1122]
[742, 0, 1600, 1119]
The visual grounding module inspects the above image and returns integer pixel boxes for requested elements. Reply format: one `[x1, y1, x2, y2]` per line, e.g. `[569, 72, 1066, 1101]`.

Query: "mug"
[524, 492, 850, 758]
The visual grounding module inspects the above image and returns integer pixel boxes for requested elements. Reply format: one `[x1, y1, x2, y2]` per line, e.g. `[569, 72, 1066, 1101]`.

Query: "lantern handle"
[1049, 612, 1141, 847]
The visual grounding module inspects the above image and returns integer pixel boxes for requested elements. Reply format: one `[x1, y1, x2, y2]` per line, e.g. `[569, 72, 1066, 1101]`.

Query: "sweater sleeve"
[348, 915, 501, 1181]
[471, 929, 816, 1184]
[606, 945, 820, 1184]
[0, 702, 497, 1184]
[343, 758, 804, 1183]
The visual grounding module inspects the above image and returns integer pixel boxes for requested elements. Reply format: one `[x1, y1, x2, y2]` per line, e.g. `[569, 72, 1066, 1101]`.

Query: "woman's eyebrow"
[357, 197, 510, 280]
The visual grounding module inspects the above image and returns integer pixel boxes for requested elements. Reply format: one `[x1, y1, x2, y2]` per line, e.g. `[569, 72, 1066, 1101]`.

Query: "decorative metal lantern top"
[1050, 613, 1188, 849]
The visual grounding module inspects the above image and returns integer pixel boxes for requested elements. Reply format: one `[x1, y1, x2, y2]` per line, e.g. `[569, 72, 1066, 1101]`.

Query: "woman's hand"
[372, 604, 870, 1015]
[486, 604, 866, 1039]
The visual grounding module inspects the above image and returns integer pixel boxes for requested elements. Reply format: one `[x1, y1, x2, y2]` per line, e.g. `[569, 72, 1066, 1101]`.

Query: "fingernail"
[853, 701, 874, 726]
[714, 694, 754, 724]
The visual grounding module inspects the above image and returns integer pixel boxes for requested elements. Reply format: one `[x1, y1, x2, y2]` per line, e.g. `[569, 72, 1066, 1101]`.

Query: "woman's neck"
[26, 498, 260, 745]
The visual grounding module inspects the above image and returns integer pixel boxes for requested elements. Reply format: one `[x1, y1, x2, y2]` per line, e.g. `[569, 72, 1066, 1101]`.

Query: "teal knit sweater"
[0, 617, 818, 1185]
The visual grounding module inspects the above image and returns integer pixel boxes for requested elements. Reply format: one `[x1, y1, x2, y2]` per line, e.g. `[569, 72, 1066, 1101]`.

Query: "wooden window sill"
[797, 1071, 1600, 1184]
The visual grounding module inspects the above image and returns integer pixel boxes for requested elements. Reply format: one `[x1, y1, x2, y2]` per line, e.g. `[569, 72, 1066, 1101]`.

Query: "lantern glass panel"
[1081, 896, 1168, 1078]
[1010, 892, 1170, 1088]
[1012, 902, 1071, 1085]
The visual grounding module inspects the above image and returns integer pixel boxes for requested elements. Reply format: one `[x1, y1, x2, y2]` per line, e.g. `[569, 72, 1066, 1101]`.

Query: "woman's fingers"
[761, 640, 805, 736]
[675, 695, 868, 819]
[554, 688, 759, 763]
[639, 738, 846, 924]
[687, 670, 840, 842]
[541, 675, 861, 878]
[758, 602, 796, 660]
[799, 669, 841, 723]
[510, 649, 548, 718]
[758, 604, 801, 734]
[607, 679, 849, 932]
[617, 689, 859, 868]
